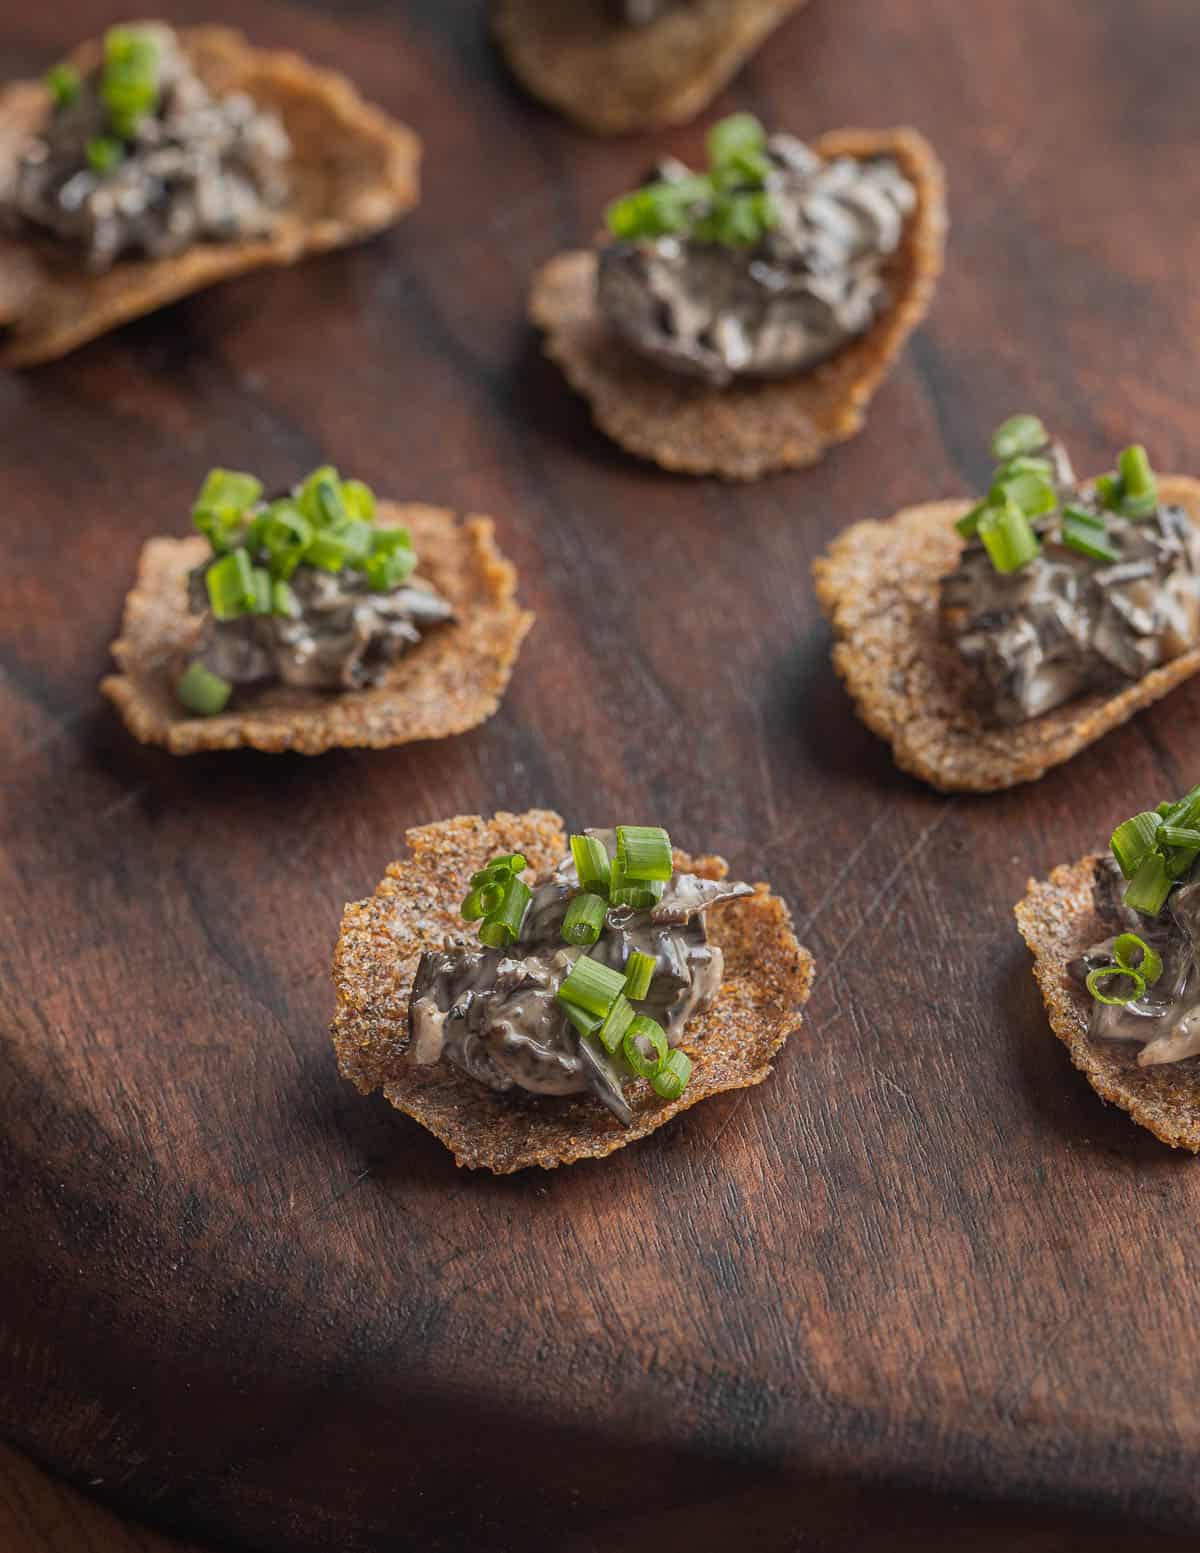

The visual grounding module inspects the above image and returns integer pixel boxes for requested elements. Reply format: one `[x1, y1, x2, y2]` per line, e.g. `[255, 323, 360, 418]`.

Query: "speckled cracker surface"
[492, 0, 809, 136]
[1016, 856, 1200, 1151]
[0, 26, 421, 367]
[529, 128, 946, 481]
[331, 810, 815, 1172]
[102, 504, 533, 755]
[813, 476, 1200, 793]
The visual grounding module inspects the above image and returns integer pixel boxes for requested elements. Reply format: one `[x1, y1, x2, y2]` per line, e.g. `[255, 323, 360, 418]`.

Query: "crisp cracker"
[101, 504, 533, 755]
[1016, 856, 1200, 1151]
[528, 128, 946, 481]
[331, 810, 815, 1172]
[0, 25, 420, 368]
[813, 476, 1200, 793]
[492, 0, 809, 137]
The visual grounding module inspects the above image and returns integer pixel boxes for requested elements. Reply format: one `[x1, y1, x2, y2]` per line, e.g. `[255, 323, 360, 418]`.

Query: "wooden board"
[4, 1, 1200, 1548]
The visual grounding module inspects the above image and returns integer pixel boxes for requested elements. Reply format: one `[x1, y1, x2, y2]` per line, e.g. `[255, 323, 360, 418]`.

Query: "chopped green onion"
[1158, 824, 1200, 849]
[461, 881, 503, 921]
[249, 567, 272, 615]
[978, 499, 1040, 574]
[297, 465, 346, 528]
[694, 189, 774, 246]
[623, 950, 656, 1002]
[474, 853, 526, 880]
[570, 833, 612, 896]
[609, 859, 665, 911]
[176, 660, 232, 716]
[1110, 811, 1161, 878]
[615, 824, 673, 882]
[365, 528, 416, 591]
[994, 455, 1054, 483]
[708, 113, 768, 169]
[556, 955, 626, 1020]
[86, 136, 124, 174]
[342, 479, 377, 521]
[597, 992, 635, 1055]
[1062, 503, 1104, 530]
[1086, 965, 1146, 1006]
[563, 1004, 601, 1041]
[1113, 933, 1163, 986]
[651, 1048, 692, 1100]
[991, 414, 1048, 461]
[561, 892, 608, 947]
[1061, 511, 1119, 564]
[1117, 444, 1158, 518]
[101, 26, 160, 139]
[989, 468, 1056, 518]
[272, 579, 300, 618]
[205, 548, 256, 619]
[478, 877, 531, 949]
[955, 501, 988, 539]
[259, 502, 312, 579]
[1124, 851, 1172, 916]
[306, 530, 349, 572]
[606, 178, 712, 241]
[622, 1015, 668, 1079]
[1093, 473, 1121, 511]
[45, 62, 81, 108]
[192, 469, 263, 551]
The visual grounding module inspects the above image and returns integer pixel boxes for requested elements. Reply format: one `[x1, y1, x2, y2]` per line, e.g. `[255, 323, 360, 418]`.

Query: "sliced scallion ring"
[623, 950, 656, 1002]
[205, 547, 256, 619]
[556, 955, 626, 1021]
[1110, 811, 1162, 879]
[477, 877, 531, 949]
[176, 661, 232, 716]
[1113, 933, 1163, 986]
[615, 825, 673, 882]
[1124, 852, 1172, 916]
[990, 414, 1048, 461]
[561, 892, 607, 947]
[651, 1048, 693, 1100]
[609, 861, 665, 911]
[570, 834, 612, 896]
[978, 499, 1041, 574]
[597, 993, 635, 1055]
[622, 1016, 668, 1079]
[1086, 965, 1146, 1006]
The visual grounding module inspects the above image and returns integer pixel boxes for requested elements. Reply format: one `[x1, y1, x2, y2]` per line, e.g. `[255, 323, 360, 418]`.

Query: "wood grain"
[0, 1444, 200, 1552]
[4, 1, 1200, 1550]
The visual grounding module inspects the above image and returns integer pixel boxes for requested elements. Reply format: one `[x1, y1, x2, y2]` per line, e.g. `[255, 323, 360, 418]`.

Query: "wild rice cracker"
[102, 504, 533, 755]
[331, 810, 815, 1172]
[813, 476, 1200, 792]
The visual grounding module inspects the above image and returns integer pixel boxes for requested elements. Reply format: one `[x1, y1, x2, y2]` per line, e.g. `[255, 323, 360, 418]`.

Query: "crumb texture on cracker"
[814, 476, 1200, 792]
[0, 26, 421, 367]
[529, 128, 946, 480]
[102, 504, 533, 755]
[331, 810, 815, 1171]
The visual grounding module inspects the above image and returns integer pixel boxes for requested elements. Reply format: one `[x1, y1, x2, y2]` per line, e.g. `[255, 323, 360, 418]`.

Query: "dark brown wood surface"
[4, 1, 1200, 1549]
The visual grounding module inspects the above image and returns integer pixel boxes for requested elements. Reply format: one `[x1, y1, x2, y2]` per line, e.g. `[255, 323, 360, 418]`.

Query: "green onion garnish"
[205, 547, 256, 619]
[623, 950, 656, 1002]
[978, 499, 1041, 574]
[1062, 509, 1119, 563]
[990, 468, 1056, 519]
[651, 1048, 692, 1100]
[570, 834, 612, 896]
[615, 825, 673, 882]
[1125, 852, 1172, 916]
[176, 661, 232, 716]
[101, 26, 160, 140]
[460, 881, 502, 922]
[990, 415, 1048, 462]
[479, 853, 527, 878]
[86, 136, 124, 175]
[563, 1004, 601, 1041]
[343, 480, 377, 522]
[477, 877, 531, 950]
[955, 501, 988, 539]
[1093, 473, 1120, 511]
[557, 955, 626, 1021]
[708, 112, 769, 172]
[272, 580, 300, 618]
[1158, 824, 1200, 850]
[1086, 965, 1146, 1006]
[1113, 932, 1163, 986]
[298, 465, 346, 529]
[597, 992, 635, 1055]
[260, 503, 312, 579]
[1110, 811, 1162, 879]
[365, 533, 416, 593]
[561, 892, 607, 947]
[45, 62, 81, 108]
[622, 1016, 668, 1079]
[192, 469, 263, 551]
[609, 859, 666, 911]
[1117, 444, 1158, 518]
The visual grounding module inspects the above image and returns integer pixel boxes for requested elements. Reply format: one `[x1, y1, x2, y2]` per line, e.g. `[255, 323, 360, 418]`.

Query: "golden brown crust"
[330, 810, 816, 1172]
[101, 504, 534, 756]
[1015, 856, 1200, 1151]
[0, 25, 421, 367]
[813, 475, 1200, 792]
[528, 128, 946, 481]
[491, 0, 809, 137]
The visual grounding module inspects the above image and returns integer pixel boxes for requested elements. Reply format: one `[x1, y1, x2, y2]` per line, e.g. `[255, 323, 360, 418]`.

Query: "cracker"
[331, 810, 815, 1172]
[1015, 857, 1200, 1151]
[101, 504, 533, 755]
[0, 25, 420, 368]
[491, 0, 809, 137]
[528, 128, 946, 481]
[814, 477, 1200, 792]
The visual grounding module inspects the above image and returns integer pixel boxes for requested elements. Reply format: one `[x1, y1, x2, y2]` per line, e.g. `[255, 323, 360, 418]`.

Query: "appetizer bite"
[103, 466, 533, 755]
[1017, 784, 1200, 1150]
[814, 416, 1200, 791]
[530, 115, 945, 479]
[331, 812, 814, 1171]
[492, 0, 809, 138]
[0, 23, 420, 366]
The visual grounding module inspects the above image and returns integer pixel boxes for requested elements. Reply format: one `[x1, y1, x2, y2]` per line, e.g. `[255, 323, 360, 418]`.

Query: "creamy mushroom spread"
[7, 23, 290, 272]
[941, 419, 1200, 725]
[597, 113, 916, 386]
[409, 829, 752, 1123]
[173, 466, 453, 716]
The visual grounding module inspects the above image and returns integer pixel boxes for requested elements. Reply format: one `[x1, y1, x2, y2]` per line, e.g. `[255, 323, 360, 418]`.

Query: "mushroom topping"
[407, 827, 753, 1122]
[173, 466, 454, 716]
[6, 23, 290, 272]
[596, 113, 916, 386]
[941, 417, 1200, 725]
